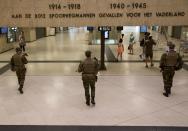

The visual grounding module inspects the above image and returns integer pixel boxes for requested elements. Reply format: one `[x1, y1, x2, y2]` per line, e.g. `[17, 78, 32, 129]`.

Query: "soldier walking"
[78, 50, 99, 106]
[10, 47, 28, 94]
[159, 43, 183, 97]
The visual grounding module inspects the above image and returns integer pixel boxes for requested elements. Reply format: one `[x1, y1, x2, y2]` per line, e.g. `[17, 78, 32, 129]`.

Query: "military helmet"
[85, 50, 91, 57]
[15, 47, 22, 52]
[167, 42, 175, 49]
[144, 32, 150, 36]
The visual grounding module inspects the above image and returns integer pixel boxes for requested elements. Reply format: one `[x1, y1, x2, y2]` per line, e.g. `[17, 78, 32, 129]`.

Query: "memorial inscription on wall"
[0, 0, 188, 26]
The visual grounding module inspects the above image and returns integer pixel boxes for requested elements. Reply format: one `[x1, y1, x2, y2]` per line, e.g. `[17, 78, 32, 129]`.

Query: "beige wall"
[0, 0, 187, 26]
[181, 26, 188, 40]
[167, 26, 173, 37]
[0, 35, 14, 53]
[22, 28, 36, 42]
[46, 27, 55, 36]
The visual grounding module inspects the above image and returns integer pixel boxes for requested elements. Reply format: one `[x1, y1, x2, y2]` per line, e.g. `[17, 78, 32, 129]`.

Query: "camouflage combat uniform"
[160, 49, 183, 97]
[78, 57, 99, 105]
[10, 49, 28, 94]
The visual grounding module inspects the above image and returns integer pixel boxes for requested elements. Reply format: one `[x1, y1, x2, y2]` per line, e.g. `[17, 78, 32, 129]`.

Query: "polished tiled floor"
[0, 70, 188, 125]
[0, 27, 188, 126]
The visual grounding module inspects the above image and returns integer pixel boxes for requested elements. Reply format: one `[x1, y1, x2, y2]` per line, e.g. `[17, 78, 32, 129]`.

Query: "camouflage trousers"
[83, 80, 95, 101]
[16, 68, 26, 87]
[162, 67, 175, 93]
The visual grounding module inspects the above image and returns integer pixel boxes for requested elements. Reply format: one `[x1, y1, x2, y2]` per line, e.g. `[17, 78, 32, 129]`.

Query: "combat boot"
[91, 97, 95, 105]
[169, 90, 171, 94]
[168, 88, 171, 94]
[163, 92, 168, 97]
[167, 88, 170, 95]
[86, 97, 90, 106]
[163, 88, 168, 97]
[163, 86, 169, 97]
[18, 85, 24, 94]
[86, 100, 90, 106]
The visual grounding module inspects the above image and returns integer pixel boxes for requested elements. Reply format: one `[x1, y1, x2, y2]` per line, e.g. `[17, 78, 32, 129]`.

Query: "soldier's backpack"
[165, 52, 184, 71]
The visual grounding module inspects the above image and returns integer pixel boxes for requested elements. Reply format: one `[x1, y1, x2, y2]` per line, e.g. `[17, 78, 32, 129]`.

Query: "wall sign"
[98, 26, 111, 31]
[0, 0, 188, 26]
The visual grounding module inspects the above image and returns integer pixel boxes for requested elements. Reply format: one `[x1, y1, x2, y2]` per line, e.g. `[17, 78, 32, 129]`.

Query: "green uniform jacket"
[10, 53, 28, 71]
[78, 58, 99, 81]
[159, 50, 183, 71]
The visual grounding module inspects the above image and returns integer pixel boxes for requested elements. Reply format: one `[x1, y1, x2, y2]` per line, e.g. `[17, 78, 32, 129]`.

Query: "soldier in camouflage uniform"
[159, 43, 183, 97]
[78, 50, 99, 106]
[10, 47, 28, 94]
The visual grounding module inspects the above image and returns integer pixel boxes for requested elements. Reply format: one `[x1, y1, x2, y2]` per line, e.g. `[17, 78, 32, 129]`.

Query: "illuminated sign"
[98, 26, 111, 31]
